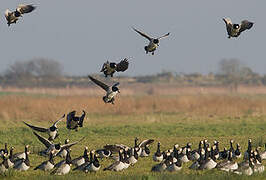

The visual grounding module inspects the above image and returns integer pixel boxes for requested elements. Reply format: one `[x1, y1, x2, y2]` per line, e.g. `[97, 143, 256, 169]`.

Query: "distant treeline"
[1, 58, 266, 89]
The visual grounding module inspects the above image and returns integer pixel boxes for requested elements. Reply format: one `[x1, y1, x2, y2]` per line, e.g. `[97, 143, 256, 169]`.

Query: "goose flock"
[0, 137, 265, 176]
[1, 2, 262, 178]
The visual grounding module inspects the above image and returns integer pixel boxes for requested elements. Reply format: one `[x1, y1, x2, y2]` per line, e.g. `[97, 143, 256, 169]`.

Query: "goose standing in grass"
[0, 143, 8, 158]
[73, 150, 94, 171]
[151, 151, 171, 172]
[51, 149, 72, 175]
[33, 131, 84, 156]
[5, 4, 36, 26]
[71, 147, 89, 167]
[23, 114, 65, 141]
[216, 150, 238, 172]
[0, 154, 9, 173]
[199, 147, 217, 170]
[191, 141, 203, 161]
[100, 58, 129, 77]
[128, 148, 138, 165]
[132, 27, 170, 55]
[85, 153, 100, 173]
[252, 150, 264, 173]
[34, 152, 54, 171]
[13, 145, 30, 166]
[104, 150, 125, 171]
[260, 144, 266, 160]
[13, 145, 30, 171]
[6, 147, 14, 168]
[66, 110, 86, 131]
[234, 143, 241, 159]
[244, 139, 252, 160]
[56, 139, 70, 158]
[89, 76, 120, 105]
[153, 142, 163, 162]
[223, 18, 254, 38]
[189, 148, 205, 170]
[234, 155, 254, 176]
[138, 139, 154, 157]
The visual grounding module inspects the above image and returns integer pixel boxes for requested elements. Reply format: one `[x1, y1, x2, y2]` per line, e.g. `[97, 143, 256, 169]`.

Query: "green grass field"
[0, 92, 265, 179]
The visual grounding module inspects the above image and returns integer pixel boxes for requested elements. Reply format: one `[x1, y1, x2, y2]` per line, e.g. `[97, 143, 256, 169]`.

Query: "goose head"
[65, 139, 70, 144]
[153, 39, 159, 44]
[112, 86, 120, 93]
[233, 24, 240, 29]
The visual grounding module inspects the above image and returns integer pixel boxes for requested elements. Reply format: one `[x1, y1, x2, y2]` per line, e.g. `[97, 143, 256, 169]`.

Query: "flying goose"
[23, 114, 65, 141]
[33, 131, 84, 156]
[5, 4, 36, 26]
[89, 76, 120, 104]
[71, 147, 89, 167]
[13, 145, 30, 171]
[101, 58, 129, 77]
[34, 152, 54, 171]
[51, 149, 72, 175]
[66, 110, 86, 131]
[153, 142, 163, 162]
[223, 18, 254, 38]
[132, 27, 170, 55]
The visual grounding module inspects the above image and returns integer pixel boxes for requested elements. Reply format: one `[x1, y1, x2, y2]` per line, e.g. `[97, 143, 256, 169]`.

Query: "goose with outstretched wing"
[23, 114, 65, 141]
[5, 4, 36, 26]
[88, 76, 120, 104]
[132, 27, 170, 55]
[101, 58, 129, 77]
[223, 18, 254, 38]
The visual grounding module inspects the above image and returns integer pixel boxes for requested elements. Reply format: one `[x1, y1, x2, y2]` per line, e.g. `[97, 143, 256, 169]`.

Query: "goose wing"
[33, 132, 52, 148]
[115, 58, 129, 72]
[60, 137, 85, 150]
[239, 20, 254, 33]
[157, 32, 170, 40]
[17, 4, 36, 14]
[138, 139, 155, 148]
[23, 121, 48, 132]
[223, 18, 233, 34]
[88, 76, 109, 91]
[4, 9, 11, 20]
[53, 114, 65, 127]
[132, 27, 152, 41]
[104, 144, 128, 153]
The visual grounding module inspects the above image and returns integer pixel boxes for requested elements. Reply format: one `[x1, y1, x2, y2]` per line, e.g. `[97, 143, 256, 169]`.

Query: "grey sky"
[1, 0, 265, 76]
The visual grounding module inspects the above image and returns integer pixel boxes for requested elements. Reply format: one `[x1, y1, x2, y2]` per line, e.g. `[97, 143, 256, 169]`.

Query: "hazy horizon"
[1, 0, 266, 76]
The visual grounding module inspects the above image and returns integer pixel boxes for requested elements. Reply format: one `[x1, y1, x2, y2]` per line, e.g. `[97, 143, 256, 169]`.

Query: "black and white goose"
[13, 145, 30, 171]
[199, 147, 217, 170]
[153, 142, 163, 162]
[6, 147, 14, 168]
[0, 154, 9, 173]
[66, 110, 86, 131]
[51, 149, 72, 175]
[34, 152, 54, 171]
[223, 18, 254, 38]
[132, 27, 170, 55]
[138, 139, 154, 157]
[101, 58, 129, 77]
[234, 143, 241, 159]
[33, 131, 84, 156]
[244, 139, 252, 160]
[252, 149, 264, 173]
[0, 143, 8, 158]
[5, 4, 36, 26]
[23, 114, 65, 141]
[128, 148, 138, 165]
[95, 148, 112, 159]
[71, 147, 89, 167]
[89, 76, 120, 105]
[84, 153, 100, 173]
[56, 139, 70, 158]
[73, 150, 94, 172]
[13, 145, 30, 166]
[103, 150, 125, 171]
[216, 150, 238, 172]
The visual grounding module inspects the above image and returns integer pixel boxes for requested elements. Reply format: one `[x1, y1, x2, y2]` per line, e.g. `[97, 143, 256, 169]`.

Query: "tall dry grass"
[1, 93, 266, 123]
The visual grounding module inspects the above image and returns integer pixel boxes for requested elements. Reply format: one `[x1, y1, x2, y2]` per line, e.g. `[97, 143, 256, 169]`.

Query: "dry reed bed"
[1, 94, 266, 122]
[2, 85, 266, 96]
